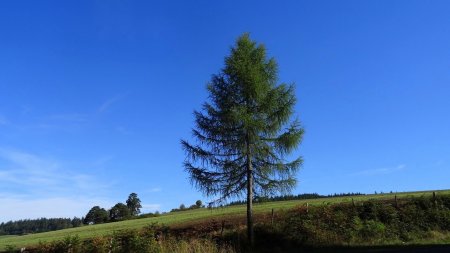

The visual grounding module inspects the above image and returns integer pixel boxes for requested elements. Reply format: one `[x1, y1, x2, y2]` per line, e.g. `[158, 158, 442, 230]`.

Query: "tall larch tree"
[182, 33, 304, 244]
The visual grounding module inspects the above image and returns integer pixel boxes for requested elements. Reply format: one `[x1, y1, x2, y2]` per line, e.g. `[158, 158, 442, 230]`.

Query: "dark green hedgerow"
[254, 194, 450, 249]
[13, 224, 234, 253]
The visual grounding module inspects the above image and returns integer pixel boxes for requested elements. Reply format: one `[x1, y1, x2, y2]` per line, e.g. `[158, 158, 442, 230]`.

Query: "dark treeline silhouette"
[81, 192, 163, 224]
[83, 193, 144, 225]
[170, 200, 204, 212]
[226, 192, 365, 206]
[0, 217, 83, 235]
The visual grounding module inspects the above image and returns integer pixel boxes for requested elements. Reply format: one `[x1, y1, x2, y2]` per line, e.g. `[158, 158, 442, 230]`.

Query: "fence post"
[394, 195, 398, 208]
[221, 220, 225, 236]
[306, 202, 309, 213]
[433, 191, 437, 207]
[271, 208, 274, 227]
[351, 198, 355, 207]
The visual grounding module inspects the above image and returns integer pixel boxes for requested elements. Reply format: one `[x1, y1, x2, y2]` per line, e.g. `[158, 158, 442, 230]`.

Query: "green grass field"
[1, 189, 448, 249]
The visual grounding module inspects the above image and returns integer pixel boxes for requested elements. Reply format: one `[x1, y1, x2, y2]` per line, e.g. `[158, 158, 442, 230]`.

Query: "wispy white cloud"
[0, 115, 9, 125]
[147, 187, 162, 193]
[0, 148, 119, 222]
[0, 196, 114, 222]
[47, 113, 89, 123]
[0, 193, 161, 222]
[88, 156, 114, 168]
[98, 96, 122, 113]
[351, 164, 406, 176]
[20, 105, 32, 115]
[116, 126, 132, 135]
[141, 203, 161, 213]
[0, 148, 59, 170]
[5, 95, 125, 132]
[0, 148, 112, 199]
[434, 159, 445, 166]
[16, 113, 89, 132]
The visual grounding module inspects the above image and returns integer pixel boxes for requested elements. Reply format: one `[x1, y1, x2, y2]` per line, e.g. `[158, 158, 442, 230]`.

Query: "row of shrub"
[4, 225, 234, 253]
[246, 194, 450, 251]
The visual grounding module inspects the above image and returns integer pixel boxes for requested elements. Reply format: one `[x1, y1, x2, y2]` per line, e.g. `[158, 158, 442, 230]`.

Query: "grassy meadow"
[0, 189, 449, 250]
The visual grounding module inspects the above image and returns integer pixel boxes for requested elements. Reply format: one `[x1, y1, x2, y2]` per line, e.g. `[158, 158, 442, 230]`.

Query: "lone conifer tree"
[182, 33, 303, 244]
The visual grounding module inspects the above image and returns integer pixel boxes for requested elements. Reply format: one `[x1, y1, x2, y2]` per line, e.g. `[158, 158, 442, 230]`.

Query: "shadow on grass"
[244, 229, 450, 253]
[298, 244, 450, 253]
[248, 244, 450, 253]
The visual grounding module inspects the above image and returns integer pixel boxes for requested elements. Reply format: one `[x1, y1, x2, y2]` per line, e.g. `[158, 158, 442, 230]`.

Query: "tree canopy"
[109, 203, 131, 222]
[84, 206, 108, 225]
[182, 33, 303, 244]
[126, 192, 142, 216]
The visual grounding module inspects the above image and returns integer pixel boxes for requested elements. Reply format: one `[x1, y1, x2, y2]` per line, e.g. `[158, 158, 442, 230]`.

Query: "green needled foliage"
[181, 33, 304, 244]
[126, 192, 143, 216]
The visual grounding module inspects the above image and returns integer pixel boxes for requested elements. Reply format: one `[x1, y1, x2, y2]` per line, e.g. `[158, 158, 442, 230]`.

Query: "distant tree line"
[170, 200, 204, 212]
[83, 192, 144, 224]
[0, 192, 152, 235]
[0, 217, 83, 235]
[82, 192, 162, 224]
[225, 192, 365, 206]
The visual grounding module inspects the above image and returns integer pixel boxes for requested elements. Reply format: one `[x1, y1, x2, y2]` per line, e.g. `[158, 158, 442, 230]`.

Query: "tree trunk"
[246, 139, 254, 246]
[246, 164, 254, 245]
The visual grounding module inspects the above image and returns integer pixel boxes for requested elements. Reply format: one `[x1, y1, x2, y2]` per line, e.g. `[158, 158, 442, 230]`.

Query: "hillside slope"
[1, 189, 448, 249]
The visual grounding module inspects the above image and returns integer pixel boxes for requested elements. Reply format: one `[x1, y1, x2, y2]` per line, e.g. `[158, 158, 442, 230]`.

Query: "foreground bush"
[18, 225, 235, 253]
[260, 194, 450, 248]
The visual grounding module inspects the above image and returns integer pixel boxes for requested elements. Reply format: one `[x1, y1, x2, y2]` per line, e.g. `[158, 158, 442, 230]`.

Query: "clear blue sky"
[0, 0, 449, 222]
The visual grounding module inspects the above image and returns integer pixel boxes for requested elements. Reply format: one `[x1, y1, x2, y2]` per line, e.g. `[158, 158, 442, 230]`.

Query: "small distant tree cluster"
[170, 200, 204, 212]
[83, 193, 143, 224]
